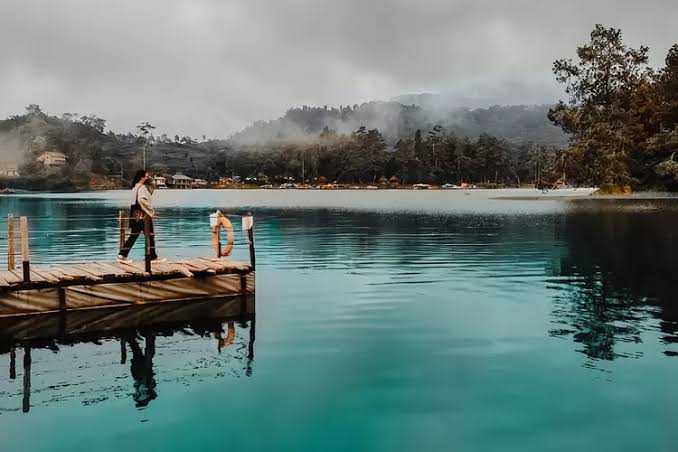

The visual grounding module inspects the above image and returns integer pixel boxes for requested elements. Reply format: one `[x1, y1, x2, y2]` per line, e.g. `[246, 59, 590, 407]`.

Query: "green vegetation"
[0, 104, 564, 191]
[549, 25, 678, 191]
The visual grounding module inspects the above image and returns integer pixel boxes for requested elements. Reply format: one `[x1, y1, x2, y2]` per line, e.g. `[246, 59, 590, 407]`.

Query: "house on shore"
[0, 162, 19, 177]
[36, 151, 67, 169]
[169, 172, 194, 189]
[153, 176, 168, 188]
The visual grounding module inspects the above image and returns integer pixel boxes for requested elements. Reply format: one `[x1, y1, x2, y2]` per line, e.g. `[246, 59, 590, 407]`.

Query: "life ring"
[211, 211, 234, 256]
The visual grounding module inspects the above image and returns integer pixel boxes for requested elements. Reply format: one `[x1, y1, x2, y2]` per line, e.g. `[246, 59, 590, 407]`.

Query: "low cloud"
[0, 0, 676, 137]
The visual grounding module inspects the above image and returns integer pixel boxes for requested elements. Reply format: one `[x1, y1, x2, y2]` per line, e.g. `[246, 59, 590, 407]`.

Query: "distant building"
[193, 178, 208, 187]
[36, 151, 67, 168]
[169, 172, 194, 189]
[0, 162, 19, 177]
[153, 176, 168, 188]
[219, 176, 241, 185]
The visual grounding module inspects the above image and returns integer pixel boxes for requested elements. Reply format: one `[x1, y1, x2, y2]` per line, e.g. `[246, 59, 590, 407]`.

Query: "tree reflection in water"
[549, 200, 678, 362]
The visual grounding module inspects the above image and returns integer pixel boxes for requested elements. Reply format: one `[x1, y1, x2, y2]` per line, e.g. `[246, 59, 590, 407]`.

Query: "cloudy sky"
[1, 0, 676, 137]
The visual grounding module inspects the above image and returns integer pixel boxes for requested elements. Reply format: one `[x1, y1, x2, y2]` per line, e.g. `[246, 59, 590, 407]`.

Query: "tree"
[79, 115, 106, 133]
[136, 121, 156, 169]
[25, 104, 43, 116]
[548, 25, 652, 188]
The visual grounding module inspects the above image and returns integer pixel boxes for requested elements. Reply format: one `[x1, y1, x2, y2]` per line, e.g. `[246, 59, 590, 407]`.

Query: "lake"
[0, 189, 676, 452]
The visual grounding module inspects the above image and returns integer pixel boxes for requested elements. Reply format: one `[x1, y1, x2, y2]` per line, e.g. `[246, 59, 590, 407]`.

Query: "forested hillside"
[230, 103, 567, 146]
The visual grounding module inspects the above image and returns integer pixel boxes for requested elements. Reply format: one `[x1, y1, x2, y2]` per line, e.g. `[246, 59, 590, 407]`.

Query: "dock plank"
[170, 263, 194, 278]
[52, 265, 95, 281]
[148, 262, 179, 276]
[90, 263, 130, 277]
[117, 262, 149, 276]
[0, 255, 251, 294]
[70, 264, 106, 278]
[174, 259, 216, 274]
[31, 269, 60, 284]
[47, 269, 76, 281]
[27, 271, 46, 283]
[9, 270, 26, 284]
[195, 258, 227, 271]
[199, 257, 250, 271]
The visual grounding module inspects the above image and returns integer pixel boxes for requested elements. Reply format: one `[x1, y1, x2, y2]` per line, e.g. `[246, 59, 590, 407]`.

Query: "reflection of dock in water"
[0, 296, 255, 413]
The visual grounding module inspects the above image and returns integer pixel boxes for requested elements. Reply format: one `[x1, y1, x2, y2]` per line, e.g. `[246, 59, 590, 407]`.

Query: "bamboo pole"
[7, 214, 15, 270]
[20, 216, 30, 283]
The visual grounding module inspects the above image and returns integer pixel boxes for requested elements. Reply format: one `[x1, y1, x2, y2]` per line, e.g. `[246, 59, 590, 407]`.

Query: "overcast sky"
[1, 0, 676, 137]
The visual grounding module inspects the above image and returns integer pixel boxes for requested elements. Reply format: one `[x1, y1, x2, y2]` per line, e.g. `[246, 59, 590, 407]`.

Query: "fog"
[1, 0, 676, 137]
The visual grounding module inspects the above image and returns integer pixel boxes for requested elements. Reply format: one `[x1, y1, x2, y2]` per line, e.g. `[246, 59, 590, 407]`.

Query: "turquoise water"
[0, 190, 677, 451]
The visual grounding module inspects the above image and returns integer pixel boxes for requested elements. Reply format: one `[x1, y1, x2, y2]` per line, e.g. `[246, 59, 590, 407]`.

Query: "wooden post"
[58, 288, 66, 311]
[7, 214, 15, 271]
[246, 316, 256, 377]
[9, 347, 16, 380]
[120, 339, 127, 365]
[22, 346, 31, 413]
[20, 216, 30, 283]
[118, 210, 126, 251]
[242, 215, 255, 270]
[247, 228, 255, 270]
[144, 216, 152, 274]
[210, 212, 221, 258]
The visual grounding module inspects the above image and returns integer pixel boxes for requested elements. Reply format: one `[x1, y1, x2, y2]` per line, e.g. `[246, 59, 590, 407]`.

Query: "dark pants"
[119, 218, 157, 258]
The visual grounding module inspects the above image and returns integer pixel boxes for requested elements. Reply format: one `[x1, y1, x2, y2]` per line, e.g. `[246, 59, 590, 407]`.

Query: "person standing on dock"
[118, 170, 164, 262]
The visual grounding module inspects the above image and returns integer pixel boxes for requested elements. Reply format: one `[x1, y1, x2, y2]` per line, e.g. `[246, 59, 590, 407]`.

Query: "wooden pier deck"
[1, 212, 256, 317]
[0, 257, 252, 291]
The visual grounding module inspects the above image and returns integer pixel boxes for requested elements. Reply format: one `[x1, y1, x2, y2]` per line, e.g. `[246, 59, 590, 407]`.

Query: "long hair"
[131, 170, 147, 188]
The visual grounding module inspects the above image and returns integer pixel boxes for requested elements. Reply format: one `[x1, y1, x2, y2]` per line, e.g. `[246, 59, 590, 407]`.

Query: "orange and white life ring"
[211, 211, 234, 256]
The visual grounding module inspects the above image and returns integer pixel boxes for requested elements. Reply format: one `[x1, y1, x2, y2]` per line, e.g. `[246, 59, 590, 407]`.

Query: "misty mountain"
[229, 99, 568, 147]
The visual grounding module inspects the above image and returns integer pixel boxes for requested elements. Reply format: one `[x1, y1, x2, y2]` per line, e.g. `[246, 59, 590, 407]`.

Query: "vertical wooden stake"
[246, 316, 256, 377]
[20, 216, 30, 283]
[7, 214, 15, 271]
[10, 347, 16, 380]
[58, 288, 66, 311]
[22, 346, 31, 413]
[120, 339, 127, 365]
[247, 228, 255, 271]
[118, 210, 126, 251]
[242, 215, 255, 271]
[144, 216, 152, 274]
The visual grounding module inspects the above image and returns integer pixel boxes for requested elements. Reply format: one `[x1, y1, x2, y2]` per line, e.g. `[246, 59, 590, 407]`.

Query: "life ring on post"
[211, 210, 234, 257]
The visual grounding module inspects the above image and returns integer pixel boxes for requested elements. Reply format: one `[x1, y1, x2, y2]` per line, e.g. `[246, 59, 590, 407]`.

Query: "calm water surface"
[0, 189, 676, 451]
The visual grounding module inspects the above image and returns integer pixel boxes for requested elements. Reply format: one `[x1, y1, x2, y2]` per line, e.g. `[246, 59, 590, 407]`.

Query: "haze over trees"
[0, 25, 675, 191]
[0, 103, 565, 190]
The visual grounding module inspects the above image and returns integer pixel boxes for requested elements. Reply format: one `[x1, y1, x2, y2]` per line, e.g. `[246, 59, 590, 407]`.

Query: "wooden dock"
[0, 257, 252, 290]
[1, 213, 256, 316]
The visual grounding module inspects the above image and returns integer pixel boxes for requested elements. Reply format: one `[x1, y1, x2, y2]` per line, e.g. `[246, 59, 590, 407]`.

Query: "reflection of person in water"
[213, 322, 236, 353]
[127, 332, 157, 408]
